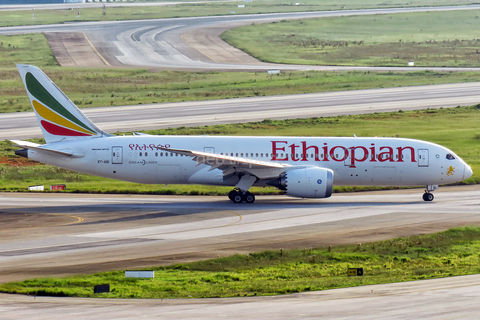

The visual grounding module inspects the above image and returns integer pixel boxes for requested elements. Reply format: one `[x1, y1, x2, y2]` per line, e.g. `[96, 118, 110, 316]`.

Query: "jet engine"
[269, 167, 334, 198]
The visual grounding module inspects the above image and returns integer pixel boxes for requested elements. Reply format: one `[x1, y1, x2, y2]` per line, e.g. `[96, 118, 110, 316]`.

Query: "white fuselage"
[27, 135, 471, 188]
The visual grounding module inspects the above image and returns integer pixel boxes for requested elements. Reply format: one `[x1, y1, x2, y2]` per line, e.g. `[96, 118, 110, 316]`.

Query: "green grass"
[2, 105, 480, 195]
[2, 227, 480, 298]
[4, 33, 480, 113]
[3, 33, 480, 113]
[0, 0, 473, 27]
[223, 9, 480, 67]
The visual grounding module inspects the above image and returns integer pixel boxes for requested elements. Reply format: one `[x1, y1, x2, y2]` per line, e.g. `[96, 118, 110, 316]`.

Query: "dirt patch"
[45, 32, 108, 68]
[182, 23, 262, 64]
[0, 156, 38, 167]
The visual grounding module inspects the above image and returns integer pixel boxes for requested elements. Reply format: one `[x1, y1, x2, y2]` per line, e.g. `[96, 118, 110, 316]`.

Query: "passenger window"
[145, 152, 148, 156]
[139, 152, 142, 156]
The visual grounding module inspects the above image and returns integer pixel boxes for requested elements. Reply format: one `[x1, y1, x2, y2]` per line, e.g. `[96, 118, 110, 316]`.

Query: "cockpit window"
[446, 153, 455, 160]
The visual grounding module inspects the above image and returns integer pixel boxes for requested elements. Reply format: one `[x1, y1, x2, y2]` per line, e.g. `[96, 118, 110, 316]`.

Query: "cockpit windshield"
[446, 154, 455, 160]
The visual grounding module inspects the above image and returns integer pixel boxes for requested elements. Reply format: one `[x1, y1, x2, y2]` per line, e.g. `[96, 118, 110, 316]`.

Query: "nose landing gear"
[422, 185, 438, 202]
[228, 189, 255, 203]
[422, 192, 434, 202]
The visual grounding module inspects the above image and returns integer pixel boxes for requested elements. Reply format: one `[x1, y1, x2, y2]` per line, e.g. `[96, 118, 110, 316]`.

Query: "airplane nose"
[464, 165, 473, 180]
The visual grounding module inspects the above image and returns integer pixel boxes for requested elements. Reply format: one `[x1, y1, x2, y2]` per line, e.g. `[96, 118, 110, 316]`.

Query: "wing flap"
[158, 147, 288, 179]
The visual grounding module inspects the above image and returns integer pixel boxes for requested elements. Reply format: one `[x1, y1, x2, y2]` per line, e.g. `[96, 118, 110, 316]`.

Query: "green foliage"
[3, 227, 480, 298]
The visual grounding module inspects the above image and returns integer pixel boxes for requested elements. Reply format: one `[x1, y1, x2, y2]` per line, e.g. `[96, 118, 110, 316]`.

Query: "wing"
[158, 147, 289, 179]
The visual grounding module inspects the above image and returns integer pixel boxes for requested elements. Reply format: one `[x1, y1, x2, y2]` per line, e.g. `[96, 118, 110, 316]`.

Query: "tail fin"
[17, 64, 109, 143]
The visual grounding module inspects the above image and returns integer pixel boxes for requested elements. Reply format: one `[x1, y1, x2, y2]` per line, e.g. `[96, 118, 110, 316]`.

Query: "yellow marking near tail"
[0, 213, 84, 232]
[33, 100, 94, 135]
[83, 33, 111, 66]
[221, 211, 243, 227]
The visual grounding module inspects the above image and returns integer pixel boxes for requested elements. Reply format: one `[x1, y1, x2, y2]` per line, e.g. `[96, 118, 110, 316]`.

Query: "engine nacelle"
[277, 167, 334, 198]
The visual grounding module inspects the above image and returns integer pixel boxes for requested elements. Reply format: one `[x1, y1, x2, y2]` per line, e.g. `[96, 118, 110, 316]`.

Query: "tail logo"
[25, 72, 96, 137]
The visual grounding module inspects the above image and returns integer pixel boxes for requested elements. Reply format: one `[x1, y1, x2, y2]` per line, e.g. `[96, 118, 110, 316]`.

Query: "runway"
[0, 185, 480, 318]
[3, 82, 480, 140]
[2, 5, 480, 71]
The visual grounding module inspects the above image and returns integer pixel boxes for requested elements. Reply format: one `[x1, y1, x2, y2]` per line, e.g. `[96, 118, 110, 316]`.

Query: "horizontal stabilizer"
[9, 139, 83, 158]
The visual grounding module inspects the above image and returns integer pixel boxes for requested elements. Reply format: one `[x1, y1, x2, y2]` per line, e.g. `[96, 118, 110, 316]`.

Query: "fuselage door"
[112, 146, 123, 164]
[204, 147, 215, 154]
[418, 149, 429, 167]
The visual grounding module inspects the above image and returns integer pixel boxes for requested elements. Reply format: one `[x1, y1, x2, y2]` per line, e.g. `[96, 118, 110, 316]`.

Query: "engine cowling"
[273, 167, 334, 198]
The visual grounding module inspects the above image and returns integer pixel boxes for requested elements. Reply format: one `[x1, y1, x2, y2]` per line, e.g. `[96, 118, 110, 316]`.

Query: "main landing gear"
[228, 189, 255, 203]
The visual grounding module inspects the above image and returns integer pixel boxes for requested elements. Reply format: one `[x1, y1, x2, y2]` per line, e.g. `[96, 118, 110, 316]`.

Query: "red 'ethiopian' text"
[271, 141, 416, 168]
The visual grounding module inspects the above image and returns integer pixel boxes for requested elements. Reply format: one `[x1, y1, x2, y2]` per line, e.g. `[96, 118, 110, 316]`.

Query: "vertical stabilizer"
[17, 64, 109, 143]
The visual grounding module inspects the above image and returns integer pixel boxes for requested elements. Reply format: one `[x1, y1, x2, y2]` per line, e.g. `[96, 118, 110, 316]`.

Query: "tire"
[232, 192, 243, 203]
[423, 193, 434, 201]
[244, 192, 255, 203]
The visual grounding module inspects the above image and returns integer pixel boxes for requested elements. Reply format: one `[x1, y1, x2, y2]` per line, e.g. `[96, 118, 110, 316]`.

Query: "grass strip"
[1, 227, 479, 298]
[0, 1, 474, 27]
[2, 105, 480, 195]
[223, 9, 480, 67]
[3, 34, 480, 113]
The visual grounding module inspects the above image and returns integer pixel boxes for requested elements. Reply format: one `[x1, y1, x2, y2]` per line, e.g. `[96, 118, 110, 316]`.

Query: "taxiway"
[0, 186, 479, 318]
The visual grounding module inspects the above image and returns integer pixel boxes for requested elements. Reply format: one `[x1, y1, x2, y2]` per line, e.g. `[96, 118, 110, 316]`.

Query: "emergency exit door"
[112, 146, 123, 164]
[418, 149, 429, 167]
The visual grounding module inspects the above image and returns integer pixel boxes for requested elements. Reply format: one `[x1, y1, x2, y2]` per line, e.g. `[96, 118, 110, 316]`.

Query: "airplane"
[11, 64, 473, 203]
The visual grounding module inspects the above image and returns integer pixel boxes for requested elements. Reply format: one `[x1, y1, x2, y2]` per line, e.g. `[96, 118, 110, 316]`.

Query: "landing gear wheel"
[244, 192, 255, 203]
[228, 190, 236, 201]
[231, 191, 243, 203]
[422, 192, 434, 202]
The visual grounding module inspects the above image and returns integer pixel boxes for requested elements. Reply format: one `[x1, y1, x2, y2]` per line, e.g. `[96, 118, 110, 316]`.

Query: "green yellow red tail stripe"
[25, 71, 95, 137]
